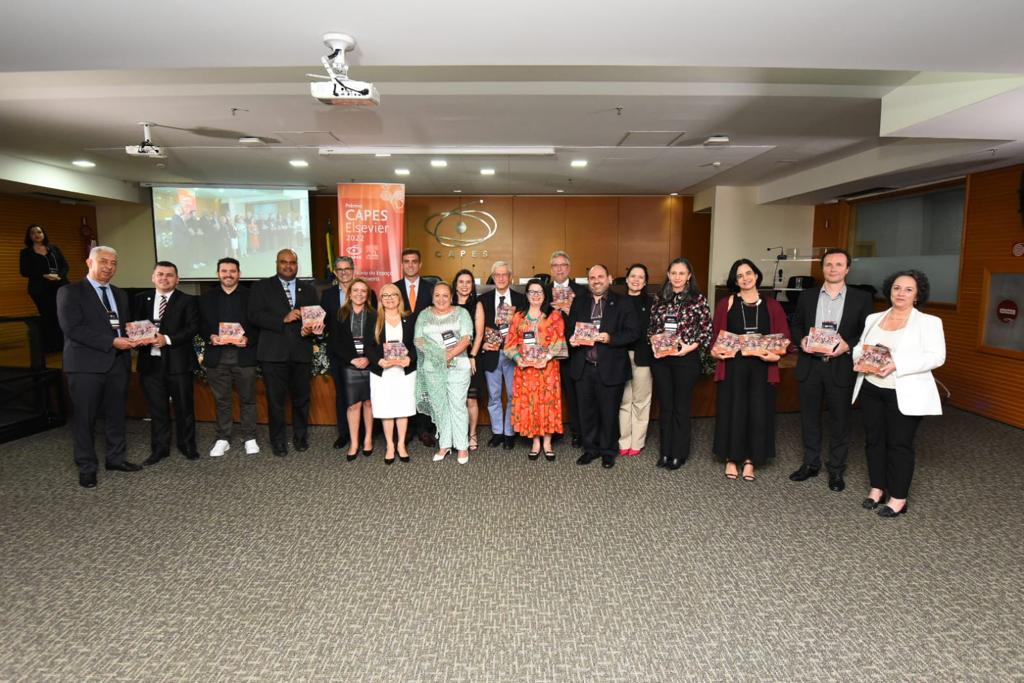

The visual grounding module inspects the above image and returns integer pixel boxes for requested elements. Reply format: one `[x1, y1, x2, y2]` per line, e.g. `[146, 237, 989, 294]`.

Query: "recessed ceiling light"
[395, 168, 411, 176]
[431, 159, 447, 168]
[289, 159, 309, 168]
[570, 159, 588, 168]
[669, 192, 679, 196]
[480, 168, 495, 176]
[375, 153, 392, 158]
[453, 189, 462, 193]
[556, 189, 565, 193]
[238, 137, 261, 145]
[712, 161, 722, 167]
[72, 160, 96, 168]
[704, 135, 730, 145]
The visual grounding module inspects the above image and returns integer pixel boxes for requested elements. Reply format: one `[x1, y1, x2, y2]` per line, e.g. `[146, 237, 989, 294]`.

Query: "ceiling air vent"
[834, 186, 899, 200]
[616, 131, 687, 147]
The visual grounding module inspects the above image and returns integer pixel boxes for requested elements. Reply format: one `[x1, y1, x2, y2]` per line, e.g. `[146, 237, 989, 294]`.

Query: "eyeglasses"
[335, 267, 354, 272]
[527, 290, 544, 296]
[381, 293, 399, 299]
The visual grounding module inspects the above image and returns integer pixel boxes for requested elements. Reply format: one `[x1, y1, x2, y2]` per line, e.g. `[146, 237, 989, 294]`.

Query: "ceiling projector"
[309, 32, 380, 107]
[125, 123, 166, 159]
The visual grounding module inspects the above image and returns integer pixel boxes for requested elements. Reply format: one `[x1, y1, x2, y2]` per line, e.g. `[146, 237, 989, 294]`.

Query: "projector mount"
[315, 32, 369, 97]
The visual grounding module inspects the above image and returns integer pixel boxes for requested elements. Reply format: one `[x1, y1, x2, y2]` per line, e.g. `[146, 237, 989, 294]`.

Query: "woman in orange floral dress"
[505, 279, 567, 461]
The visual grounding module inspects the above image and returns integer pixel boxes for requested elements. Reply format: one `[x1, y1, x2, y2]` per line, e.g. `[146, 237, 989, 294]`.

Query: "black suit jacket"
[329, 309, 378, 366]
[393, 278, 435, 318]
[478, 287, 527, 372]
[792, 284, 873, 386]
[56, 279, 132, 373]
[625, 292, 654, 366]
[365, 314, 418, 376]
[132, 290, 200, 375]
[247, 276, 320, 363]
[321, 285, 378, 361]
[566, 290, 640, 385]
[199, 285, 258, 368]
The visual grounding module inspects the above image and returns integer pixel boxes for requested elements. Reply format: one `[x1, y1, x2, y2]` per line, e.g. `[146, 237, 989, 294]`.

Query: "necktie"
[499, 294, 506, 308]
[284, 282, 293, 307]
[158, 295, 167, 322]
[99, 286, 113, 311]
[409, 283, 416, 310]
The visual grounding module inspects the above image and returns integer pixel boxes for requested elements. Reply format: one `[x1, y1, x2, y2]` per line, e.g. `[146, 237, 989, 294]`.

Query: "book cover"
[573, 322, 599, 346]
[651, 332, 680, 357]
[126, 320, 157, 341]
[521, 344, 548, 367]
[762, 333, 791, 355]
[218, 322, 245, 343]
[712, 330, 741, 357]
[854, 344, 892, 374]
[300, 305, 327, 323]
[483, 327, 503, 348]
[383, 341, 409, 360]
[807, 327, 842, 354]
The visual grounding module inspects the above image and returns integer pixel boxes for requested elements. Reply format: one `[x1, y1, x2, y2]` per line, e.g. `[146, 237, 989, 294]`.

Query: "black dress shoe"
[828, 474, 846, 492]
[789, 464, 820, 481]
[183, 451, 201, 461]
[503, 436, 516, 450]
[142, 453, 167, 467]
[399, 454, 411, 463]
[362, 446, 374, 458]
[272, 444, 288, 457]
[602, 457, 616, 469]
[862, 496, 884, 510]
[79, 472, 97, 488]
[665, 457, 685, 471]
[105, 461, 143, 472]
[656, 455, 669, 468]
[346, 453, 358, 462]
[571, 435, 582, 447]
[488, 434, 504, 448]
[384, 456, 396, 465]
[294, 439, 309, 452]
[333, 437, 348, 450]
[544, 452, 556, 462]
[576, 453, 599, 465]
[877, 503, 908, 518]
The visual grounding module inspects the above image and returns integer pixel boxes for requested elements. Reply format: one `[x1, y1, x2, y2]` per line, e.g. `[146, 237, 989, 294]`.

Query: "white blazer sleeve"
[850, 312, 882, 364]
[892, 312, 945, 378]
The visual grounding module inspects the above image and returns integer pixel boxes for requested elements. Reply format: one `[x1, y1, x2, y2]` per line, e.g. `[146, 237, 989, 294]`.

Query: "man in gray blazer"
[56, 246, 143, 488]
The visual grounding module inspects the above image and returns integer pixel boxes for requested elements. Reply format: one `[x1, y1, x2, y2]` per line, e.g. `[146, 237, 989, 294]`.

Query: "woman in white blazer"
[851, 269, 945, 518]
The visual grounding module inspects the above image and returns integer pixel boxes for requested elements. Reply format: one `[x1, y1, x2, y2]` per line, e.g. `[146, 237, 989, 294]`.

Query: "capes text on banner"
[337, 183, 405, 293]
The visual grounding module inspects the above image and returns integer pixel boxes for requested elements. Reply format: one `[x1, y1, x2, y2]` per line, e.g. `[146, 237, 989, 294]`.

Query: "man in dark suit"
[200, 257, 259, 457]
[248, 249, 323, 456]
[789, 247, 873, 492]
[321, 255, 377, 449]
[56, 246, 143, 488]
[548, 250, 589, 446]
[567, 264, 640, 469]
[392, 248, 436, 446]
[480, 260, 526, 450]
[132, 261, 201, 465]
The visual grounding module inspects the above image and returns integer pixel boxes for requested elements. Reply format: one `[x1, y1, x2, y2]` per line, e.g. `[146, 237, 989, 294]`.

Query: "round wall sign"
[1012, 242, 1024, 257]
[996, 299, 1018, 323]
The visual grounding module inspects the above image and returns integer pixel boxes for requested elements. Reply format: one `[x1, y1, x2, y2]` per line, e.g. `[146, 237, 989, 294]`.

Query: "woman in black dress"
[711, 259, 791, 481]
[453, 269, 486, 450]
[19, 224, 70, 352]
[330, 279, 378, 461]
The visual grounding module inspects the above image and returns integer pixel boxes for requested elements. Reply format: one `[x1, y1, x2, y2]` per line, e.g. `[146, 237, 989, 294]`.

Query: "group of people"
[52, 237, 945, 519]
[161, 206, 307, 267]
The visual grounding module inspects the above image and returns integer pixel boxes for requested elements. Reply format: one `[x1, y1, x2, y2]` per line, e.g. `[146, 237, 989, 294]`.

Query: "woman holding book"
[453, 269, 486, 451]
[366, 283, 417, 463]
[648, 258, 713, 469]
[710, 258, 791, 481]
[851, 269, 945, 518]
[329, 279, 377, 462]
[617, 264, 654, 458]
[504, 279, 567, 461]
[414, 282, 474, 464]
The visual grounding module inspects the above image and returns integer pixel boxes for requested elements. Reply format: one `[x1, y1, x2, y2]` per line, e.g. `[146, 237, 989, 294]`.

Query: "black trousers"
[860, 381, 922, 499]
[651, 353, 700, 461]
[328, 356, 349, 439]
[29, 282, 64, 353]
[576, 363, 624, 460]
[67, 362, 129, 475]
[261, 361, 312, 447]
[206, 362, 257, 441]
[799, 359, 854, 475]
[560, 359, 581, 437]
[141, 357, 196, 456]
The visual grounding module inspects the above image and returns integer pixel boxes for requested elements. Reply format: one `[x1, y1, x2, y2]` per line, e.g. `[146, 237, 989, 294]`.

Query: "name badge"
[108, 311, 121, 332]
[498, 323, 509, 338]
[442, 330, 458, 349]
[822, 321, 838, 331]
[523, 330, 537, 346]
[591, 318, 602, 327]
[664, 315, 678, 333]
[353, 336, 365, 356]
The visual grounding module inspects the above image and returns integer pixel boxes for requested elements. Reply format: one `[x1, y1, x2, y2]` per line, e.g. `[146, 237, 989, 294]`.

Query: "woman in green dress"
[414, 282, 474, 464]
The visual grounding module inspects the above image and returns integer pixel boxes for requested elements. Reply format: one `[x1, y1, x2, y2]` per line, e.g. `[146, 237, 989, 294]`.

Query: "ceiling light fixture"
[395, 168, 411, 176]
[556, 189, 565, 193]
[570, 159, 588, 168]
[72, 160, 96, 168]
[289, 160, 309, 167]
[453, 189, 463, 193]
[375, 153, 392, 158]
[480, 168, 495, 176]
[669, 192, 679, 196]
[238, 137, 262, 144]
[431, 159, 448, 168]
[704, 135, 730, 145]
[320, 146, 555, 157]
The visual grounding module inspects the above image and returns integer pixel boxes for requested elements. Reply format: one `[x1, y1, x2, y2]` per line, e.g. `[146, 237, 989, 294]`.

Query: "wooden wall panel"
[512, 197, 565, 279]
[405, 196, 515, 282]
[0, 194, 93, 317]
[617, 197, 672, 277]
[679, 196, 712, 294]
[564, 197, 619, 274]
[812, 166, 1024, 428]
[810, 201, 850, 283]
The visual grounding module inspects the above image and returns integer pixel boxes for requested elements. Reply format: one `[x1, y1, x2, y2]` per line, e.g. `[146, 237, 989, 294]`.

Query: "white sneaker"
[210, 440, 230, 457]
[244, 439, 260, 455]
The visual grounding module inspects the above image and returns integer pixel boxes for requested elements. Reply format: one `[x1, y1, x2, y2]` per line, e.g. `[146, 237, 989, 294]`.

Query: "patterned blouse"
[647, 291, 714, 348]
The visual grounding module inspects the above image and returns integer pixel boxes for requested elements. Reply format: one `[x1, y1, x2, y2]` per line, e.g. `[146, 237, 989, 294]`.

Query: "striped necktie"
[158, 294, 168, 322]
[284, 282, 293, 307]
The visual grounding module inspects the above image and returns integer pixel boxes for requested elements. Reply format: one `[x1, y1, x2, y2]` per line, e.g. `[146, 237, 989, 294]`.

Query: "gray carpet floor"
[1, 408, 1022, 682]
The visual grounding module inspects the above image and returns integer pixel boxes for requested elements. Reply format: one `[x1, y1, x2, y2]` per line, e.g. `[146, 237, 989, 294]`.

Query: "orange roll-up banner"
[337, 183, 405, 293]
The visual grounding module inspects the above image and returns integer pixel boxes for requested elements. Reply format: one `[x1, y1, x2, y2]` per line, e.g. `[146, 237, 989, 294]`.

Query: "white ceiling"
[1, 0, 1023, 202]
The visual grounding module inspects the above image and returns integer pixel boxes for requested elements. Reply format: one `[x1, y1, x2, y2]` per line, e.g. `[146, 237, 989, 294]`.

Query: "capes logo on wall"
[426, 200, 496, 258]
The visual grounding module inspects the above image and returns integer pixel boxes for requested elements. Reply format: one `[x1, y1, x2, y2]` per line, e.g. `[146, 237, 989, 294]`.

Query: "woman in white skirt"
[366, 283, 418, 464]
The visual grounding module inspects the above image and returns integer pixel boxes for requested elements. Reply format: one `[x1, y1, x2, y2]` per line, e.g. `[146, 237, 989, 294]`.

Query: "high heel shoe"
[544, 451, 555, 462]
[741, 460, 756, 482]
[528, 449, 540, 461]
[877, 502, 908, 518]
[468, 434, 478, 451]
[725, 461, 738, 480]
[398, 453, 411, 463]
[346, 452, 358, 462]
[363, 445, 374, 458]
[433, 449, 450, 462]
